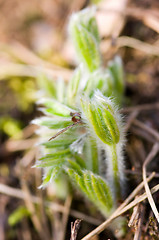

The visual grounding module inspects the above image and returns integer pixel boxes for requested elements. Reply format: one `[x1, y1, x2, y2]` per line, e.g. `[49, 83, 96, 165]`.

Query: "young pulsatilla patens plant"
[33, 7, 125, 224]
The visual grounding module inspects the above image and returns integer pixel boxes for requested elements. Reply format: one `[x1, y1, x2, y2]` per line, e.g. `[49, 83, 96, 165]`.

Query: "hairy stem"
[106, 144, 121, 200]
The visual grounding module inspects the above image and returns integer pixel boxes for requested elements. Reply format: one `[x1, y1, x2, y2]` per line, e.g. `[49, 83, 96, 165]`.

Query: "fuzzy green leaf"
[81, 98, 112, 144]
[67, 168, 113, 217]
[72, 25, 100, 72]
[38, 98, 75, 117]
[36, 149, 71, 167]
[81, 92, 120, 145]
[40, 166, 61, 188]
[67, 169, 87, 194]
[102, 109, 120, 144]
[73, 154, 86, 169]
[39, 149, 71, 161]
[33, 117, 72, 129]
[85, 15, 100, 43]
[83, 70, 113, 98]
[84, 136, 99, 173]
[69, 8, 101, 72]
[43, 138, 77, 149]
[67, 159, 83, 175]
[36, 158, 66, 168]
[67, 67, 81, 106]
[83, 172, 98, 202]
[70, 7, 100, 43]
[91, 174, 113, 210]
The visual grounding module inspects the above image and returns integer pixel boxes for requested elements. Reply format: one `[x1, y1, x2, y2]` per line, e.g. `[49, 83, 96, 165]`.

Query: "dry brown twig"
[130, 126, 156, 144]
[0, 183, 101, 226]
[60, 194, 73, 240]
[117, 36, 159, 56]
[20, 179, 46, 240]
[0, 173, 155, 233]
[0, 42, 72, 81]
[133, 204, 144, 240]
[120, 102, 159, 114]
[128, 200, 140, 228]
[70, 219, 82, 240]
[0, 63, 72, 82]
[125, 169, 159, 178]
[128, 200, 145, 240]
[2, 138, 38, 152]
[124, 110, 139, 132]
[133, 120, 159, 142]
[142, 143, 159, 223]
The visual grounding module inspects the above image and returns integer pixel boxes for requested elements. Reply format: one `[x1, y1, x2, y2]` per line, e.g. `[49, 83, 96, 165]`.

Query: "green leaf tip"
[69, 7, 101, 72]
[39, 166, 61, 189]
[37, 98, 75, 117]
[81, 91, 120, 145]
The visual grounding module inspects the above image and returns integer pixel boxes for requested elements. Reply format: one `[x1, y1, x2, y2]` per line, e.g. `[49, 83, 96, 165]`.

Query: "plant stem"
[106, 144, 121, 199]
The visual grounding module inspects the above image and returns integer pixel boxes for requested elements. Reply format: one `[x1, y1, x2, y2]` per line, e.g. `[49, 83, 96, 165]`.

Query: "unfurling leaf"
[69, 8, 101, 72]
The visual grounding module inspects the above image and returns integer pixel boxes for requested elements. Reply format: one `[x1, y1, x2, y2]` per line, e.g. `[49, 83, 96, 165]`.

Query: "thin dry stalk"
[124, 110, 139, 132]
[34, 169, 51, 240]
[0, 41, 72, 80]
[60, 194, 72, 240]
[120, 102, 159, 113]
[0, 63, 71, 82]
[133, 119, 159, 141]
[117, 36, 159, 56]
[0, 183, 101, 225]
[130, 126, 156, 143]
[22, 125, 38, 139]
[20, 149, 37, 167]
[128, 201, 139, 228]
[125, 169, 159, 178]
[114, 172, 155, 214]
[70, 219, 82, 240]
[82, 183, 159, 240]
[20, 179, 45, 240]
[3, 138, 37, 152]
[133, 204, 144, 240]
[142, 143, 159, 223]
[52, 211, 63, 240]
[21, 219, 32, 240]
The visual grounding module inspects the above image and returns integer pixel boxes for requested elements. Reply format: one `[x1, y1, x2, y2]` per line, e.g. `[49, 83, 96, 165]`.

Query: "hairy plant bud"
[81, 91, 120, 145]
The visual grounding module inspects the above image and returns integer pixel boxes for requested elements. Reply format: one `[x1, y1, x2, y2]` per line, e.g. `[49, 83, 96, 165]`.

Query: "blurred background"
[0, 0, 159, 239]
